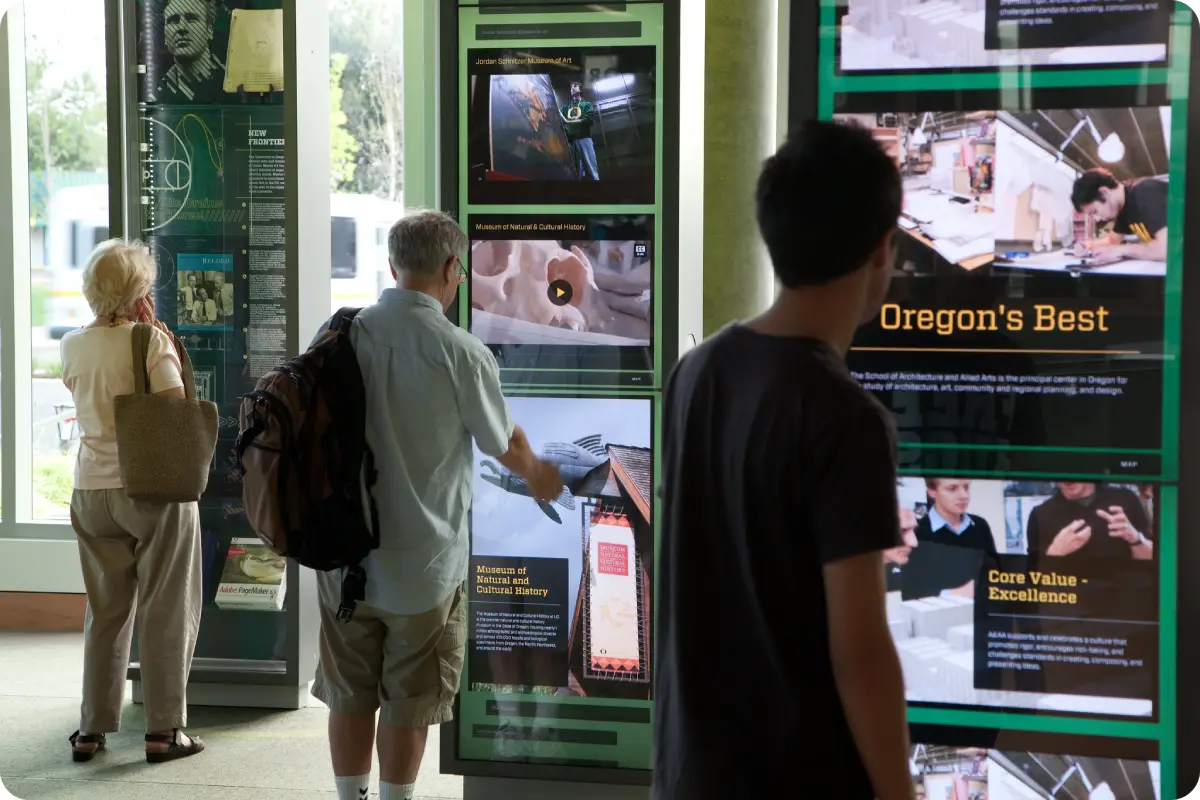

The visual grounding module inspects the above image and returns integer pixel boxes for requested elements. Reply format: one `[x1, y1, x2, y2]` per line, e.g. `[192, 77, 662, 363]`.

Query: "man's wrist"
[1128, 529, 1146, 546]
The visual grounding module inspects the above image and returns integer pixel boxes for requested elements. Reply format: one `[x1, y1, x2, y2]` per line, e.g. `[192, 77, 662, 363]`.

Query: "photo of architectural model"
[841, 0, 1168, 72]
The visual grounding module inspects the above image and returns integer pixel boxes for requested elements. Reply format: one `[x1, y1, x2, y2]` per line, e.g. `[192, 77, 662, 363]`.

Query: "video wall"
[812, 1, 1190, 797]
[448, 0, 666, 776]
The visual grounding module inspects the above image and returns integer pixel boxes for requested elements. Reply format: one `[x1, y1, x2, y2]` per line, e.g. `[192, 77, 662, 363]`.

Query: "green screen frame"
[804, 2, 1196, 797]
[438, 0, 679, 785]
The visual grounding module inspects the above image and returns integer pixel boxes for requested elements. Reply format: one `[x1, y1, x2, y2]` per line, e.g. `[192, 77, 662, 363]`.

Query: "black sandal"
[68, 730, 106, 763]
[145, 729, 205, 764]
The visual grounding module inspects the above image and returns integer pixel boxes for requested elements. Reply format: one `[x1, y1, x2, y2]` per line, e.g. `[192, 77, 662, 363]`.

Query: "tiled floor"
[0, 632, 463, 799]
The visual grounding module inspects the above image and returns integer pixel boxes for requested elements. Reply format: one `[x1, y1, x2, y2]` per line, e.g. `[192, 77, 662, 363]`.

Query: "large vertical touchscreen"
[450, 0, 666, 777]
[812, 2, 1192, 796]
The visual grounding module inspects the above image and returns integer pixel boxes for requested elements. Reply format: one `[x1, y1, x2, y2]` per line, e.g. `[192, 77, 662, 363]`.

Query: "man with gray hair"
[310, 210, 563, 800]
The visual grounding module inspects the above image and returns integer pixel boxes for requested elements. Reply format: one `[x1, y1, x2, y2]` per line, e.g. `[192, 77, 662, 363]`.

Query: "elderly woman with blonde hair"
[60, 239, 205, 764]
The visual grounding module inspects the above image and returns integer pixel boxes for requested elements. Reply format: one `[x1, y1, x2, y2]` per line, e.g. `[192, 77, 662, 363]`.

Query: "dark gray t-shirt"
[653, 324, 900, 799]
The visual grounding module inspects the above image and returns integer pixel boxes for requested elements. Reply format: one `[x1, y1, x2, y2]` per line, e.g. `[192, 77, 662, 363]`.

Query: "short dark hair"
[756, 119, 901, 288]
[1071, 168, 1120, 211]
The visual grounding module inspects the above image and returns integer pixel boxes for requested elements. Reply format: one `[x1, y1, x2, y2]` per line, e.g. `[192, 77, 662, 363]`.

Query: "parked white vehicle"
[43, 186, 402, 338]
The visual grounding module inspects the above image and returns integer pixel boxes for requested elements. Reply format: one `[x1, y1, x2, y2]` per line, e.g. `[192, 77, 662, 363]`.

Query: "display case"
[106, 0, 321, 710]
[792, 1, 1200, 796]
[438, 0, 682, 786]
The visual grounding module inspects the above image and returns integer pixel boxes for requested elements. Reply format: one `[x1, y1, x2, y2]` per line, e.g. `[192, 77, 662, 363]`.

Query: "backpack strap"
[328, 306, 374, 624]
[330, 307, 362, 336]
[336, 446, 382, 623]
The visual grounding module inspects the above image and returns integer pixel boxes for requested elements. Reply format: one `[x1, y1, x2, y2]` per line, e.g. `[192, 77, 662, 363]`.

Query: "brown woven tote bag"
[113, 323, 219, 503]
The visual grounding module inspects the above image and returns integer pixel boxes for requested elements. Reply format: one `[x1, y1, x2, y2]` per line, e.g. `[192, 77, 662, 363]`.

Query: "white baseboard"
[0, 538, 84, 593]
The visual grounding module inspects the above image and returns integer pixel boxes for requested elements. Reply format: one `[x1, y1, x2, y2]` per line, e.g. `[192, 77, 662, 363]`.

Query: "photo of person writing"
[1025, 482, 1154, 561]
[1070, 167, 1168, 262]
[992, 107, 1169, 275]
[560, 80, 600, 181]
[901, 478, 998, 601]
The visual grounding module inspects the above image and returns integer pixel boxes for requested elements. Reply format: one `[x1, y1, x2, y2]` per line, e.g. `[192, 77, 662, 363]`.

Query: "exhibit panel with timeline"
[440, 0, 680, 785]
[118, 0, 317, 706]
[794, 1, 1200, 796]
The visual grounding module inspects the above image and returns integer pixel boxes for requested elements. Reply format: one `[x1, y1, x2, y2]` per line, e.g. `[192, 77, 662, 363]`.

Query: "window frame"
[0, 1, 114, 593]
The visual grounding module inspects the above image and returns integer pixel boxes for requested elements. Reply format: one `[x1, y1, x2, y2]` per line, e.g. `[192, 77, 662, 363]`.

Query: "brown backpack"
[234, 308, 380, 621]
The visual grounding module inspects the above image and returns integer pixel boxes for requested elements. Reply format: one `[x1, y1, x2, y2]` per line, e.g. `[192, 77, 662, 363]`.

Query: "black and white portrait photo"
[142, 0, 227, 104]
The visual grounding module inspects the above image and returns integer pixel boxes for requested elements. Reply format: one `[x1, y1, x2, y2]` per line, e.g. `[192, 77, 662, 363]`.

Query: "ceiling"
[875, 111, 995, 136]
[999, 107, 1169, 181]
[999, 751, 1157, 799]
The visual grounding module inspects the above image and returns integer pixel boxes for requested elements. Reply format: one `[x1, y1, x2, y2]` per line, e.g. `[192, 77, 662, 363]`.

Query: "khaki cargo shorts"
[311, 576, 467, 727]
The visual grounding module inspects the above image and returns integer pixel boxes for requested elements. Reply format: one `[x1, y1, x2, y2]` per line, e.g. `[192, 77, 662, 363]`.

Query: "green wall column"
[702, 0, 778, 336]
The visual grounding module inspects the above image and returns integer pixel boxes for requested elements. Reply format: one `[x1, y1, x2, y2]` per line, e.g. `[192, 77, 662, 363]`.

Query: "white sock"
[333, 774, 370, 800]
[378, 781, 415, 800]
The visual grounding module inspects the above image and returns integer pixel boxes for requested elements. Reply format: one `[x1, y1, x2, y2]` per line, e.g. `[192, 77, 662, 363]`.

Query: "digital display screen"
[468, 214, 654, 380]
[461, 394, 655, 765]
[805, 2, 1190, 793]
[451, 1, 664, 775]
[838, 87, 1176, 477]
[466, 45, 657, 205]
[836, 0, 1172, 74]
[890, 477, 1158, 719]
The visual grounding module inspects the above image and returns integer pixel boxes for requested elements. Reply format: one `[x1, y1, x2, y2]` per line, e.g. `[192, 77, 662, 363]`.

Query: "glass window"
[331, 216, 357, 278]
[26, 0, 107, 520]
[329, 0, 404, 314]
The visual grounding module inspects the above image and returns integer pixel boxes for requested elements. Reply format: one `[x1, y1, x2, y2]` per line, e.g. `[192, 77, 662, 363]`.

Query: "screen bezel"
[438, 0, 678, 786]
[793, 2, 1200, 794]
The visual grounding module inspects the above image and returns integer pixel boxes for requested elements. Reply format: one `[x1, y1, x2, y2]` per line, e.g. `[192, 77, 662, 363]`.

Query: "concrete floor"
[0, 632, 464, 799]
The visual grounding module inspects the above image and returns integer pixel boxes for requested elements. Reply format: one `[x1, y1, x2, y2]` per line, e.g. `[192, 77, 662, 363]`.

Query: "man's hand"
[1046, 519, 1091, 557]
[526, 460, 564, 504]
[1097, 506, 1141, 545]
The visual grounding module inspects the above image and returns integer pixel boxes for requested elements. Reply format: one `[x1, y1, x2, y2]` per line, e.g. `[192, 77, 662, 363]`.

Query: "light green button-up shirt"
[322, 288, 514, 615]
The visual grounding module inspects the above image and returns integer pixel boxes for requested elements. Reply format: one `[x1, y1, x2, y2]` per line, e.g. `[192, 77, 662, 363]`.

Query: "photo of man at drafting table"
[1070, 168, 1168, 263]
[992, 107, 1171, 277]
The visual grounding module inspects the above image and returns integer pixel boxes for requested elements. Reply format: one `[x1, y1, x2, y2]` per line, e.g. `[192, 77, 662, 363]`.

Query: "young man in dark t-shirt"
[1025, 482, 1154, 561]
[654, 120, 914, 800]
[1070, 167, 1168, 262]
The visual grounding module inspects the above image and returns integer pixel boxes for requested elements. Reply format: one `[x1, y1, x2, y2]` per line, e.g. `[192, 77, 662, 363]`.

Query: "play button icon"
[548, 279, 573, 306]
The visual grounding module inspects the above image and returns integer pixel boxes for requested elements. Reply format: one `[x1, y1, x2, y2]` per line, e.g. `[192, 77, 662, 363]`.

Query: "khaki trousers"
[70, 489, 202, 733]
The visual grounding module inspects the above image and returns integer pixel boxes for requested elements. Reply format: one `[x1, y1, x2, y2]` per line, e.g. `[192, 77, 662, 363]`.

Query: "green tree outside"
[330, 53, 360, 190]
[329, 0, 403, 201]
